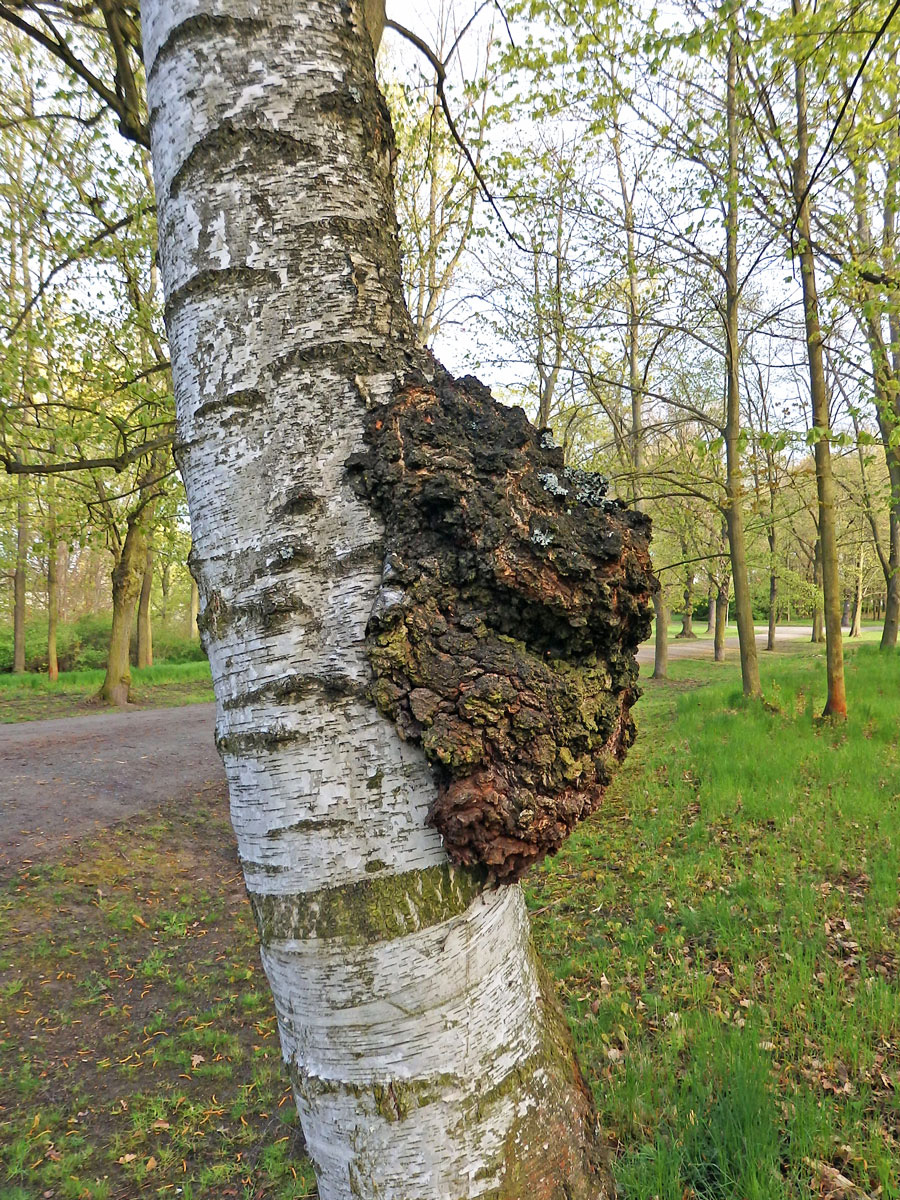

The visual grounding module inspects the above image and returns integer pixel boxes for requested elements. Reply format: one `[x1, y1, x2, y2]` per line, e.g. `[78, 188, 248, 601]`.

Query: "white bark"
[142, 1, 601, 1196]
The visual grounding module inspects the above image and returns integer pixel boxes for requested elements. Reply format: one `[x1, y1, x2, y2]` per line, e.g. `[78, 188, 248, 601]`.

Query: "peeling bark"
[142, 0, 632, 1192]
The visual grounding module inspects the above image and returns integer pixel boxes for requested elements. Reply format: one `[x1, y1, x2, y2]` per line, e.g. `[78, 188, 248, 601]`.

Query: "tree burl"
[347, 366, 657, 882]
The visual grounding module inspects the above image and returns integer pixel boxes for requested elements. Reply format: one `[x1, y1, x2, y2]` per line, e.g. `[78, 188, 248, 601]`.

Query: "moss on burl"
[346, 366, 656, 882]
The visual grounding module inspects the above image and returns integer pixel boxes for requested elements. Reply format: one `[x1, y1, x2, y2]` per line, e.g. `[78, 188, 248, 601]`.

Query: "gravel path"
[0, 702, 225, 873]
[635, 624, 821, 665]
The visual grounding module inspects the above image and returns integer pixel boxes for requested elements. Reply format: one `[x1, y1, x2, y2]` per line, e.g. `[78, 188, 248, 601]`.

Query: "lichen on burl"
[346, 366, 657, 883]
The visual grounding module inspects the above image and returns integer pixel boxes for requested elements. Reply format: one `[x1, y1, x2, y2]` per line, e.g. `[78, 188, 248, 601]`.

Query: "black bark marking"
[346, 367, 657, 882]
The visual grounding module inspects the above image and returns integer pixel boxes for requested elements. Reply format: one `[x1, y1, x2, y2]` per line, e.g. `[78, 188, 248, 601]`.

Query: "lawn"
[528, 643, 900, 1198]
[0, 662, 214, 723]
[1, 643, 897, 1198]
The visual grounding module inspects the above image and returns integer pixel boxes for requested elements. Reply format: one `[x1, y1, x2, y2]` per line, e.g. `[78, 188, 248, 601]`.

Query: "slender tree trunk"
[160, 560, 171, 622]
[652, 590, 669, 679]
[47, 505, 59, 682]
[723, 29, 761, 698]
[143, 1, 608, 1194]
[189, 576, 200, 640]
[706, 578, 715, 633]
[137, 546, 154, 668]
[676, 538, 696, 638]
[714, 576, 730, 663]
[677, 568, 696, 639]
[13, 474, 27, 673]
[850, 545, 864, 638]
[811, 536, 825, 642]
[793, 33, 846, 716]
[766, 536, 777, 652]
[882, 490, 900, 649]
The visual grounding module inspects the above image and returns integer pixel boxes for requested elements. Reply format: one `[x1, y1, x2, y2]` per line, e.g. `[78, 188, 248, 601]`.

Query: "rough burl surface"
[346, 368, 656, 882]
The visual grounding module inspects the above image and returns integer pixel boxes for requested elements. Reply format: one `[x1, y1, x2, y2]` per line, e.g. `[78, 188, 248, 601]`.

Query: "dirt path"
[635, 624, 821, 665]
[0, 702, 225, 874]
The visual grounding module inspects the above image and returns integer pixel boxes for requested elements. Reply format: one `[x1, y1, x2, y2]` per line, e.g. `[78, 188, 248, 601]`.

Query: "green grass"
[1, 642, 897, 1197]
[0, 661, 213, 722]
[527, 642, 900, 1198]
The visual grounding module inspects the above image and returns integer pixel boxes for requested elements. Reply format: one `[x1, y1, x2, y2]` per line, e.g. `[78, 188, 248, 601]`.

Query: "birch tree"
[140, 0, 657, 1193]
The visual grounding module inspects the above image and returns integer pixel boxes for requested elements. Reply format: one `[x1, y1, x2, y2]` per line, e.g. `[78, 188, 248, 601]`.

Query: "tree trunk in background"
[676, 543, 696, 638]
[767, 527, 777, 651]
[160, 560, 171, 622]
[143, 1, 608, 1194]
[99, 519, 149, 705]
[723, 29, 761, 698]
[850, 545, 863, 638]
[706, 579, 715, 633]
[47, 505, 59, 681]
[652, 591, 669, 679]
[882, 490, 900, 649]
[13, 474, 27, 673]
[137, 546, 154, 668]
[793, 31, 846, 716]
[189, 576, 199, 640]
[812, 537, 825, 643]
[715, 576, 730, 662]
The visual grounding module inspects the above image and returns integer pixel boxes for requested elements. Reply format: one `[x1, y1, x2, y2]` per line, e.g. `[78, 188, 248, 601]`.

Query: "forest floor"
[0, 641, 897, 1198]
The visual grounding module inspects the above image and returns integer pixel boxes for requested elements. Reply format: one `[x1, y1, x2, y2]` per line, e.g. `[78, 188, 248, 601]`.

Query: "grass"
[527, 642, 900, 1198]
[1, 642, 897, 1197]
[0, 793, 314, 1200]
[0, 661, 214, 723]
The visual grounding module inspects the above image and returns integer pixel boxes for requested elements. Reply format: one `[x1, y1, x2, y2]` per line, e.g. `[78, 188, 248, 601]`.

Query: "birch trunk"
[142, 1, 606, 1195]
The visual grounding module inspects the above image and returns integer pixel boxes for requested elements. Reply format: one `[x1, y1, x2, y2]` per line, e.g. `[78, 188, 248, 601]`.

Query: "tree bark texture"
[140, 1, 649, 1194]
